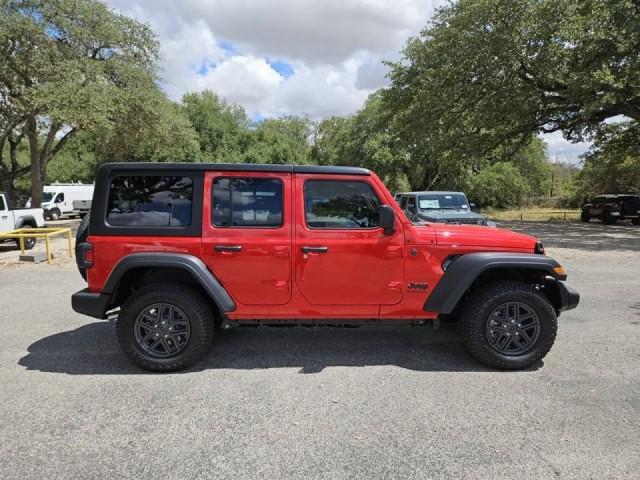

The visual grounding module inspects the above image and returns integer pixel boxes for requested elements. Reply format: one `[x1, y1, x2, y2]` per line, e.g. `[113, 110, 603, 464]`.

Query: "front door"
[0, 195, 13, 231]
[294, 175, 404, 306]
[201, 172, 292, 305]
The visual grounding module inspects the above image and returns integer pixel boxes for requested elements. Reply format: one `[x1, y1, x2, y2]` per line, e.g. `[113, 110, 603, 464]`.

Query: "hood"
[410, 223, 537, 251]
[416, 209, 486, 224]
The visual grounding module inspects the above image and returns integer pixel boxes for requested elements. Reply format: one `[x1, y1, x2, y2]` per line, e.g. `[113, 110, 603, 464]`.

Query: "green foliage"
[182, 90, 249, 162]
[386, 0, 640, 156]
[573, 122, 640, 200]
[468, 162, 531, 208]
[0, 0, 180, 205]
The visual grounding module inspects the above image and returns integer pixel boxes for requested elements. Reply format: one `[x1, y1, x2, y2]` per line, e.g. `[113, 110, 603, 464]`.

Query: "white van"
[26, 183, 94, 220]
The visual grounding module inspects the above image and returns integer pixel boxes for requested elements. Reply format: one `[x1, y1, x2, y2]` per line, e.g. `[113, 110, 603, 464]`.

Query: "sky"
[104, 0, 589, 164]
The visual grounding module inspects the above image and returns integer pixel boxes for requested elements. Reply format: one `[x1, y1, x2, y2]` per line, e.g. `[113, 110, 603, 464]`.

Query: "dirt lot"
[0, 221, 638, 479]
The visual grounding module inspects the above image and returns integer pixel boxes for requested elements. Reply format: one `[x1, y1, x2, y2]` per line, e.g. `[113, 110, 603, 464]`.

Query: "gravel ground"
[0, 221, 638, 479]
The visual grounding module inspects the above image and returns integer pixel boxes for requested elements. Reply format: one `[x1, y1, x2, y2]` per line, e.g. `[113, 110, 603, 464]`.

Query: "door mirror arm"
[378, 204, 396, 235]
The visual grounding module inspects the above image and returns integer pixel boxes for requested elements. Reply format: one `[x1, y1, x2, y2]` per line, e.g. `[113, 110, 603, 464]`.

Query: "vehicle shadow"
[18, 322, 537, 375]
[500, 221, 640, 252]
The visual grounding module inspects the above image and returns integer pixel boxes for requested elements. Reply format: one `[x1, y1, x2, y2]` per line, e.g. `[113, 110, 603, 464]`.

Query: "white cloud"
[104, 0, 442, 118]
[541, 131, 591, 165]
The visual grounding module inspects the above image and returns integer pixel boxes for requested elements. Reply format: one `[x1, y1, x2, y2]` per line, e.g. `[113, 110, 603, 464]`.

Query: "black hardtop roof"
[99, 162, 370, 176]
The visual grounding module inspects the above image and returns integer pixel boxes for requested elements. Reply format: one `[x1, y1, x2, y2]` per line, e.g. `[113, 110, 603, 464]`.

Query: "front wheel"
[117, 284, 215, 372]
[49, 208, 61, 221]
[580, 210, 590, 222]
[460, 281, 557, 370]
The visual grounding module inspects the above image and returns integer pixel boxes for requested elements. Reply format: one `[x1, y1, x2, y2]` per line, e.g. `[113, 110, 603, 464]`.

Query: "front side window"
[304, 180, 380, 229]
[55, 193, 64, 203]
[212, 177, 283, 227]
[107, 176, 193, 227]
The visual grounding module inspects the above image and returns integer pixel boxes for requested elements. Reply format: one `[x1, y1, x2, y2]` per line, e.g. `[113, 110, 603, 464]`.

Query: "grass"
[482, 207, 581, 222]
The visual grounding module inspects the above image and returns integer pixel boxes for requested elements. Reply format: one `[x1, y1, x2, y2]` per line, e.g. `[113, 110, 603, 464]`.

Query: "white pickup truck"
[0, 192, 45, 250]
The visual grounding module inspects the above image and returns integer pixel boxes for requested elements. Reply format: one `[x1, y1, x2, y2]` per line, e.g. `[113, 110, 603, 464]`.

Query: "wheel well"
[110, 267, 222, 325]
[451, 267, 562, 316]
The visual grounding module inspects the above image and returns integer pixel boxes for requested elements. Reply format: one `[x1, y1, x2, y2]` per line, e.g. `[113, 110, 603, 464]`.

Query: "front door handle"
[301, 246, 328, 253]
[214, 245, 243, 253]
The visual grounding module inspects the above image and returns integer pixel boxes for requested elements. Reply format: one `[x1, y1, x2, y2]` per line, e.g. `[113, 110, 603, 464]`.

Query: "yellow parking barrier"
[0, 227, 73, 264]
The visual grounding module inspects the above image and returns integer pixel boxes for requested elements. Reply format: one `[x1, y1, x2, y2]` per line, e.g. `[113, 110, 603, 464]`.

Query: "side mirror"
[379, 204, 396, 235]
[469, 202, 476, 209]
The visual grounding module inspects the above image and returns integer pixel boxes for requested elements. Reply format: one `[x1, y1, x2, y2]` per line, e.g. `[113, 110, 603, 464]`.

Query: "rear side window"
[106, 176, 193, 227]
[212, 177, 283, 227]
[304, 180, 380, 229]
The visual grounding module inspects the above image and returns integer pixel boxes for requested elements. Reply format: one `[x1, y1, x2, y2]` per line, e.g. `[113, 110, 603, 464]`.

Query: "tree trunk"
[26, 116, 43, 208]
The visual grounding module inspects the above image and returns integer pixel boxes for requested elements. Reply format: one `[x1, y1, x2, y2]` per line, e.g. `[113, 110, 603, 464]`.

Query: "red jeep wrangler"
[72, 163, 579, 371]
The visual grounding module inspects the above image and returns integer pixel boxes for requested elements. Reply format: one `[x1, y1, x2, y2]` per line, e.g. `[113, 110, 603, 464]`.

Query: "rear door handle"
[301, 246, 328, 253]
[215, 245, 243, 253]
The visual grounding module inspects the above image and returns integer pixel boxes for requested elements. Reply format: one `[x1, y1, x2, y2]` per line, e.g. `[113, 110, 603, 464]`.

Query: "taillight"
[76, 242, 94, 269]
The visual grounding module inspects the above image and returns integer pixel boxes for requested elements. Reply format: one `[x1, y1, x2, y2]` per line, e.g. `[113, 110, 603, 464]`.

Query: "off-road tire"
[15, 224, 37, 250]
[602, 211, 617, 225]
[49, 208, 61, 221]
[460, 281, 557, 370]
[580, 210, 590, 223]
[75, 213, 90, 280]
[117, 283, 214, 372]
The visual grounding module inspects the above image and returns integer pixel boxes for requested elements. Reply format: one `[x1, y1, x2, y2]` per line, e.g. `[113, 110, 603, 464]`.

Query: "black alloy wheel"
[485, 302, 541, 356]
[133, 303, 192, 358]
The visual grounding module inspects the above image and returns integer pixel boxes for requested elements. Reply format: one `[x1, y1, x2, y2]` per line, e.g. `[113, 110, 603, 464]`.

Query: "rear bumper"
[556, 282, 580, 312]
[71, 288, 110, 319]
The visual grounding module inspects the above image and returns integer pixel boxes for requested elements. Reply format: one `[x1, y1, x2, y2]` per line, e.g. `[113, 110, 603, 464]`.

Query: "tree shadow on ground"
[18, 322, 540, 375]
[500, 221, 640, 252]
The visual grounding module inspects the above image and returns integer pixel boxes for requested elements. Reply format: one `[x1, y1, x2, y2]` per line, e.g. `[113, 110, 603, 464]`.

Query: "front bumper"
[555, 282, 580, 312]
[71, 288, 110, 319]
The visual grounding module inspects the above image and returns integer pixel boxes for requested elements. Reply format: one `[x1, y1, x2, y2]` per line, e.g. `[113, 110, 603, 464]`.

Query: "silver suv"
[395, 191, 488, 225]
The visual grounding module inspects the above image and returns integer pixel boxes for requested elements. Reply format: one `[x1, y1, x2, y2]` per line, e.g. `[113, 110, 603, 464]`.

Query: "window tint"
[212, 178, 283, 227]
[0, 195, 6, 211]
[304, 180, 380, 229]
[407, 197, 416, 211]
[106, 176, 193, 227]
[56, 193, 65, 203]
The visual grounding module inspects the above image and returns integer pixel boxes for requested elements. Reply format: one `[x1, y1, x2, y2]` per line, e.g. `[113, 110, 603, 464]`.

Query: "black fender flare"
[104, 252, 236, 313]
[424, 253, 565, 314]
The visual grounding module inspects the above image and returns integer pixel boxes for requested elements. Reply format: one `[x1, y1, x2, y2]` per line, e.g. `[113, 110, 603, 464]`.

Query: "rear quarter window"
[106, 176, 193, 227]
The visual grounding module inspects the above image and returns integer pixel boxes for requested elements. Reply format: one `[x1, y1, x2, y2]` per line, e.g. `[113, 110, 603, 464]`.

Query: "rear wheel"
[15, 224, 36, 250]
[632, 218, 640, 226]
[117, 284, 214, 372]
[602, 211, 617, 224]
[460, 281, 557, 370]
[580, 210, 590, 222]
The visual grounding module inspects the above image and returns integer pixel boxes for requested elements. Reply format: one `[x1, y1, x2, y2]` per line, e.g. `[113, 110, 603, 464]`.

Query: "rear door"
[293, 174, 404, 306]
[201, 171, 292, 305]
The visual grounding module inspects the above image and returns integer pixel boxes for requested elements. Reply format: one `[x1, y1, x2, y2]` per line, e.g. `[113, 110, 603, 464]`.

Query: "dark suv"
[581, 194, 640, 225]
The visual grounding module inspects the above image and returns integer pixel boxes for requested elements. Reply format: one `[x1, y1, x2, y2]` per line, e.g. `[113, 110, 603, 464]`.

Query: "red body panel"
[87, 171, 539, 320]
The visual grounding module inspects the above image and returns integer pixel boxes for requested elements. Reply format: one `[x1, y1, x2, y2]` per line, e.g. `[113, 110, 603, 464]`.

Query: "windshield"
[42, 192, 55, 202]
[418, 193, 469, 210]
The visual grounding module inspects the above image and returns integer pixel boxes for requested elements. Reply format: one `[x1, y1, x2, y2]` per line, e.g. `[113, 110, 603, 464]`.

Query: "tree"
[182, 90, 249, 163]
[385, 0, 640, 163]
[0, 0, 161, 206]
[573, 122, 640, 199]
[468, 162, 530, 208]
